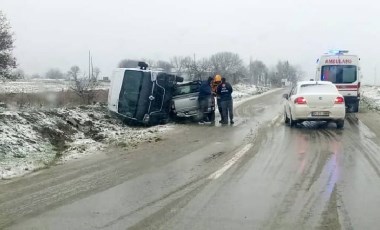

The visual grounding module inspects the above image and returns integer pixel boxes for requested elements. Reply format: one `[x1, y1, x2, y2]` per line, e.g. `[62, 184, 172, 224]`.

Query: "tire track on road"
[262, 125, 346, 229]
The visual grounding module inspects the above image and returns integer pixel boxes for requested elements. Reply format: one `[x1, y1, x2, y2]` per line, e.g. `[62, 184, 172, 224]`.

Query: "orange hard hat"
[214, 74, 222, 82]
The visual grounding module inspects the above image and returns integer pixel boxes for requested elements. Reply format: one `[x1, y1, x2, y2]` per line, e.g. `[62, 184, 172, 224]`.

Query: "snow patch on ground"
[234, 87, 283, 108]
[232, 84, 270, 101]
[0, 106, 171, 179]
[361, 85, 380, 110]
[231, 84, 274, 107]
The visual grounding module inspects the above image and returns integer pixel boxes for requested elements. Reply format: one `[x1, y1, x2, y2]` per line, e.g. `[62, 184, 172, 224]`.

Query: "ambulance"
[315, 50, 361, 113]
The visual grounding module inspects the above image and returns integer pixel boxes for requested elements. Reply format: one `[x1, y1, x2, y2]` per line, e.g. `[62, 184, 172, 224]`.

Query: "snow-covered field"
[0, 106, 172, 179]
[0, 83, 270, 179]
[0, 79, 110, 94]
[361, 85, 380, 110]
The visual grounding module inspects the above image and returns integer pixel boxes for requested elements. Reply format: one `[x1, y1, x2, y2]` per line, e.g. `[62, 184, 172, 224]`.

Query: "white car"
[283, 81, 346, 128]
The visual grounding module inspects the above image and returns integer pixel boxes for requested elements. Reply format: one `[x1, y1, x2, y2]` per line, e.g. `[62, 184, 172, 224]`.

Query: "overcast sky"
[1, 0, 380, 84]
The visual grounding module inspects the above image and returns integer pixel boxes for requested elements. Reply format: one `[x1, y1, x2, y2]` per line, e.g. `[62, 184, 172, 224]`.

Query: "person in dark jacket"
[198, 77, 213, 124]
[217, 77, 234, 124]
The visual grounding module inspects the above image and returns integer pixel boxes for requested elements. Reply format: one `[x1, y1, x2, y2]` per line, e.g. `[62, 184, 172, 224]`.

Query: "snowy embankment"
[0, 83, 272, 179]
[232, 84, 274, 107]
[232, 84, 270, 102]
[361, 85, 380, 110]
[0, 106, 171, 179]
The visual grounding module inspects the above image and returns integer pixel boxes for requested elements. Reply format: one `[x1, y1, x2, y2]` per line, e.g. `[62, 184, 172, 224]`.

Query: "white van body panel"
[108, 69, 126, 113]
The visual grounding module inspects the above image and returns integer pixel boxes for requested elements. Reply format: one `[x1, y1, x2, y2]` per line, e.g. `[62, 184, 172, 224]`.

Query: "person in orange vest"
[211, 74, 223, 122]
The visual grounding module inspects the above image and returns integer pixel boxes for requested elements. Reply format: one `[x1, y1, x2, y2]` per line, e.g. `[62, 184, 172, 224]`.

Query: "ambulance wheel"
[352, 101, 359, 113]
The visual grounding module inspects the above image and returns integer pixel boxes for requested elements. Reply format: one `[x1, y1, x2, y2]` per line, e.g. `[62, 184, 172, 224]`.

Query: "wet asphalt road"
[2, 89, 380, 229]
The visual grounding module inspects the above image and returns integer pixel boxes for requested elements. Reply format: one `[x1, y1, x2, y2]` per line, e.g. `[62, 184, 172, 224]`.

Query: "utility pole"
[249, 57, 252, 85]
[375, 67, 377, 86]
[91, 56, 94, 80]
[88, 50, 91, 80]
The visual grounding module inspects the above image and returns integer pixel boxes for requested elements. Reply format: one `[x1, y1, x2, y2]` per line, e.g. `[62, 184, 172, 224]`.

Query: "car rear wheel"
[336, 120, 344, 129]
[289, 113, 297, 127]
[284, 110, 290, 124]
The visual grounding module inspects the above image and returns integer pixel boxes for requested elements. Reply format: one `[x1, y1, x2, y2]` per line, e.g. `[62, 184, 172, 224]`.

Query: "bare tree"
[276, 61, 288, 82]
[294, 65, 306, 82]
[0, 11, 16, 79]
[210, 52, 245, 84]
[31, 73, 41, 79]
[192, 58, 212, 80]
[68, 66, 84, 97]
[169, 56, 195, 80]
[68, 66, 99, 104]
[9, 68, 25, 80]
[170, 56, 186, 75]
[181, 56, 196, 80]
[268, 69, 281, 87]
[156, 60, 173, 72]
[172, 53, 246, 82]
[93, 67, 101, 80]
[268, 61, 303, 86]
[46, 68, 64, 79]
[67, 65, 80, 81]
[249, 60, 268, 86]
[174, 56, 207, 81]
[275, 61, 301, 84]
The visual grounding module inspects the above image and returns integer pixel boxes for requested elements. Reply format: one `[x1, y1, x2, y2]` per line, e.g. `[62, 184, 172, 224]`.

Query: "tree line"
[118, 53, 304, 86]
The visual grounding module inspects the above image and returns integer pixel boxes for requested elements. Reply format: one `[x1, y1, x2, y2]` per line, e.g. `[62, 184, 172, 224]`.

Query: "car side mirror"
[283, 94, 289, 100]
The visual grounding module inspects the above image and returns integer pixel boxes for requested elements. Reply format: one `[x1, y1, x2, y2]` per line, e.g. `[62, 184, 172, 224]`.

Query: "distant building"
[102, 77, 110, 82]
[281, 79, 290, 87]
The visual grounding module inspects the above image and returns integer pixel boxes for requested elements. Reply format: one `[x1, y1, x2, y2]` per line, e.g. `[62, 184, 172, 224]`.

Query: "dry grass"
[0, 89, 108, 108]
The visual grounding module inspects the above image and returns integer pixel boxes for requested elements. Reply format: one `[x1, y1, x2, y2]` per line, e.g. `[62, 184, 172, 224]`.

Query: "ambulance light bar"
[327, 50, 349, 55]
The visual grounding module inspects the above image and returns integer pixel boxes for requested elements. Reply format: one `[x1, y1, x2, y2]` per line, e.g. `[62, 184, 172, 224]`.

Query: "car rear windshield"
[299, 84, 338, 94]
[174, 83, 200, 96]
[321, 65, 357, 83]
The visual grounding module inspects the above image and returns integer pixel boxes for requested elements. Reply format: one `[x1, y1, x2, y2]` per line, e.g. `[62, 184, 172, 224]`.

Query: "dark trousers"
[217, 98, 223, 121]
[198, 98, 209, 122]
[221, 100, 233, 123]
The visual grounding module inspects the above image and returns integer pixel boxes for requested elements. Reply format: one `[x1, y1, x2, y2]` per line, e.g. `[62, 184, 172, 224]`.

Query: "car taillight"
[294, 97, 307, 104]
[335, 97, 344, 104]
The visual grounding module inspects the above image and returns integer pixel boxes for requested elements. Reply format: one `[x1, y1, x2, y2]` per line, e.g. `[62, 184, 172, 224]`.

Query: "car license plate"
[311, 111, 329, 116]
